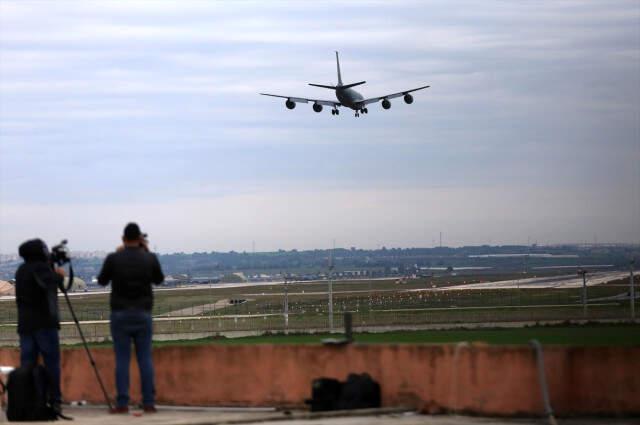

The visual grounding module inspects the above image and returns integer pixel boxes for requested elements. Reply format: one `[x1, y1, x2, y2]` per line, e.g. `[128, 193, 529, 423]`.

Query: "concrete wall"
[1, 344, 638, 416]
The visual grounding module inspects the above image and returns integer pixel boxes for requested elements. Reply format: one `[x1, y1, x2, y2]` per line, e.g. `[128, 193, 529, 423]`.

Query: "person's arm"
[97, 254, 113, 286]
[32, 262, 64, 289]
[151, 254, 164, 285]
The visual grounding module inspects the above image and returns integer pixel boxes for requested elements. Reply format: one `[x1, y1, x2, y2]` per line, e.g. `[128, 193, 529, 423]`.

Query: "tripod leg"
[62, 289, 113, 410]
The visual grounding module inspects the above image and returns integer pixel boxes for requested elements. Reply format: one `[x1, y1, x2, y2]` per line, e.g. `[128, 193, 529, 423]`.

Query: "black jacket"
[15, 239, 63, 334]
[97, 247, 164, 311]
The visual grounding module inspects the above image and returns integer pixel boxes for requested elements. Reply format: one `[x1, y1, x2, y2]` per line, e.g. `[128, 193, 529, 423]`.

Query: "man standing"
[14, 239, 65, 415]
[98, 223, 164, 413]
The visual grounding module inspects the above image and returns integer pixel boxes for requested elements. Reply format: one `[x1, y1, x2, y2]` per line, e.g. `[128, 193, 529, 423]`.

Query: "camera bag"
[6, 364, 58, 421]
[305, 377, 343, 412]
[305, 373, 381, 412]
[337, 373, 381, 410]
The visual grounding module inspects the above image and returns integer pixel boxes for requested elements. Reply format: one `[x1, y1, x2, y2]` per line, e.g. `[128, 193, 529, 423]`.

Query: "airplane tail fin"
[336, 51, 343, 86]
[308, 53, 364, 90]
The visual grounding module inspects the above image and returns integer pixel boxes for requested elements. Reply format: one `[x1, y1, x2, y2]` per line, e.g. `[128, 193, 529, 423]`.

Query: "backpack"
[306, 373, 381, 412]
[6, 365, 58, 421]
[337, 373, 381, 410]
[306, 378, 344, 412]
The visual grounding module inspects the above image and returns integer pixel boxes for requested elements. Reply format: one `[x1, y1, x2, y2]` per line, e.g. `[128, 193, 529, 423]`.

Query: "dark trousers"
[110, 310, 155, 408]
[19, 328, 62, 404]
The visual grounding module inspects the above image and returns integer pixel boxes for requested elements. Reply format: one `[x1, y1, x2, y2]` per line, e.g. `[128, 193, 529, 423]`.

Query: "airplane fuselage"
[336, 87, 364, 110]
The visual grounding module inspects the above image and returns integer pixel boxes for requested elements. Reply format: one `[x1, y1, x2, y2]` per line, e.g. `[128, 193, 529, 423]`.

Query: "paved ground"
[436, 271, 628, 291]
[2, 406, 636, 425]
[156, 299, 238, 318]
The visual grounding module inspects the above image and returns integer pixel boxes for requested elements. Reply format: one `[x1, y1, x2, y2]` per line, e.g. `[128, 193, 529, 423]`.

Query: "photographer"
[97, 222, 164, 414]
[14, 238, 65, 413]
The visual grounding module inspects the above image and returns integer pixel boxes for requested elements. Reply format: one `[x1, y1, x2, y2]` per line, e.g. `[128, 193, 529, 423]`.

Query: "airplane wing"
[361, 85, 430, 105]
[260, 93, 341, 107]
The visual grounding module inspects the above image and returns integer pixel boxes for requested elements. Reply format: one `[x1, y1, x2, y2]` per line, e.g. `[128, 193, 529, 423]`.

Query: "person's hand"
[139, 238, 149, 252]
[54, 267, 66, 278]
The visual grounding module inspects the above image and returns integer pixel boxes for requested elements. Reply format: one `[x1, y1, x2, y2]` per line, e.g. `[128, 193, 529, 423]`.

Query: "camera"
[50, 240, 71, 266]
[140, 233, 149, 250]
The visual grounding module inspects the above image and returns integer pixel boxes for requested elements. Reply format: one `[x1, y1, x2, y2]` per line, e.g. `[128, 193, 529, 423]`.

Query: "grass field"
[0, 273, 636, 346]
[0, 273, 633, 324]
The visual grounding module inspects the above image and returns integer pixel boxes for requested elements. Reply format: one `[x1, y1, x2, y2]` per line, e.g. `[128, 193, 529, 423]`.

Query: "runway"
[431, 271, 629, 291]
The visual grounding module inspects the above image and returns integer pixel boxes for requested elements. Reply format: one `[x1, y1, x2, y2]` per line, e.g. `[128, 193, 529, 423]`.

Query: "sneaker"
[109, 406, 129, 414]
[143, 405, 157, 413]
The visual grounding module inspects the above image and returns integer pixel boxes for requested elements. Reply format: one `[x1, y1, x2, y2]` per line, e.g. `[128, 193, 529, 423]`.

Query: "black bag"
[6, 365, 58, 421]
[306, 378, 343, 412]
[306, 373, 381, 412]
[337, 373, 381, 410]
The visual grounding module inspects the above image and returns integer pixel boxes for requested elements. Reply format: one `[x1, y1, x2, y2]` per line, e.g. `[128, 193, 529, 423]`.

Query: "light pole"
[328, 246, 335, 333]
[368, 277, 373, 314]
[283, 273, 289, 333]
[630, 260, 635, 321]
[578, 269, 588, 318]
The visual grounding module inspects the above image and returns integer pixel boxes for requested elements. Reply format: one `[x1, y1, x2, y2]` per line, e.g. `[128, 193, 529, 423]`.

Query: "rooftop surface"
[7, 406, 636, 425]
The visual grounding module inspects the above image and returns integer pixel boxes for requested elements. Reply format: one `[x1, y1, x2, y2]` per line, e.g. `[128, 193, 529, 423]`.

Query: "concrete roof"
[14, 406, 635, 425]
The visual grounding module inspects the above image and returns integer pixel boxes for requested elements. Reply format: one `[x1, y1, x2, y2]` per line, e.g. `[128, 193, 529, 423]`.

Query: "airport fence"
[0, 282, 636, 345]
[0, 302, 634, 346]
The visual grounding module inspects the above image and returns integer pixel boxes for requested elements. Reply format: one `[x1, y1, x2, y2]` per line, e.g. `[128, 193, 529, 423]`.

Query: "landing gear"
[332, 108, 340, 116]
[355, 111, 360, 117]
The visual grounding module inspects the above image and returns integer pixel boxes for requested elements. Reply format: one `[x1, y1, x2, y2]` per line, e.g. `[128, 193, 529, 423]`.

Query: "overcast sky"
[0, 1, 639, 254]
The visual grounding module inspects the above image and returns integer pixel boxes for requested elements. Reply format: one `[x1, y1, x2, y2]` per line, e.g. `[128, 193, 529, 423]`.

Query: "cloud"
[1, 0, 639, 252]
[1, 184, 637, 253]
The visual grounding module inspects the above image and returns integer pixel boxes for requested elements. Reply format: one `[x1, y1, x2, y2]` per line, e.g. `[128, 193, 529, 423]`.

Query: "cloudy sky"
[0, 1, 639, 253]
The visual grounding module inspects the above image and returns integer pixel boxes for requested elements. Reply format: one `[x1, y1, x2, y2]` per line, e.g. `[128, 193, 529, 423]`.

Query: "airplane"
[260, 51, 430, 117]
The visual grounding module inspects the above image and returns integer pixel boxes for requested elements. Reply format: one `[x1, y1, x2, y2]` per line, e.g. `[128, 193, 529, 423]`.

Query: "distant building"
[0, 280, 15, 296]
[63, 277, 87, 292]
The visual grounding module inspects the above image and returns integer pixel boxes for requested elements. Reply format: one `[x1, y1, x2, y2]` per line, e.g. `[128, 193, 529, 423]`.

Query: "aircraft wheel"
[364, 108, 368, 114]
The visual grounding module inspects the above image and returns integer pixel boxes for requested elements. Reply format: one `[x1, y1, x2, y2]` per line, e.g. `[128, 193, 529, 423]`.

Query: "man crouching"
[98, 223, 164, 414]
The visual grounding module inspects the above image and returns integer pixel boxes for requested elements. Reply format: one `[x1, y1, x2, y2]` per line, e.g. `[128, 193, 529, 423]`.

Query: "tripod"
[60, 263, 113, 410]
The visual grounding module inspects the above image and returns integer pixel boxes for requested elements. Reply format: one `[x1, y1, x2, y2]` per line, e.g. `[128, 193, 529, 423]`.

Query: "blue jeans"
[110, 310, 155, 408]
[19, 328, 62, 404]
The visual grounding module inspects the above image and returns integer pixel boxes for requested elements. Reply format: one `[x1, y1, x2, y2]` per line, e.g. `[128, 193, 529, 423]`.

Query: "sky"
[0, 1, 639, 254]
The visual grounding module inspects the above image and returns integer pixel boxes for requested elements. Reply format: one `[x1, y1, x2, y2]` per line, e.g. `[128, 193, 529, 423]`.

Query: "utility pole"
[283, 272, 289, 333]
[578, 269, 588, 318]
[368, 277, 373, 317]
[630, 260, 636, 321]
[328, 241, 335, 333]
[439, 232, 442, 248]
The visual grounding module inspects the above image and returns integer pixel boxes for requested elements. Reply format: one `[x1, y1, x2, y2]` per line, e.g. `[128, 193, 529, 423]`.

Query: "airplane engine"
[313, 103, 323, 113]
[404, 94, 414, 104]
[382, 99, 391, 109]
[286, 100, 296, 109]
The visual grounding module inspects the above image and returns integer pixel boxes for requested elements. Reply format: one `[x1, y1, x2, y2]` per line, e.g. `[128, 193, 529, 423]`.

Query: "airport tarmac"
[431, 271, 629, 291]
[5, 406, 636, 425]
